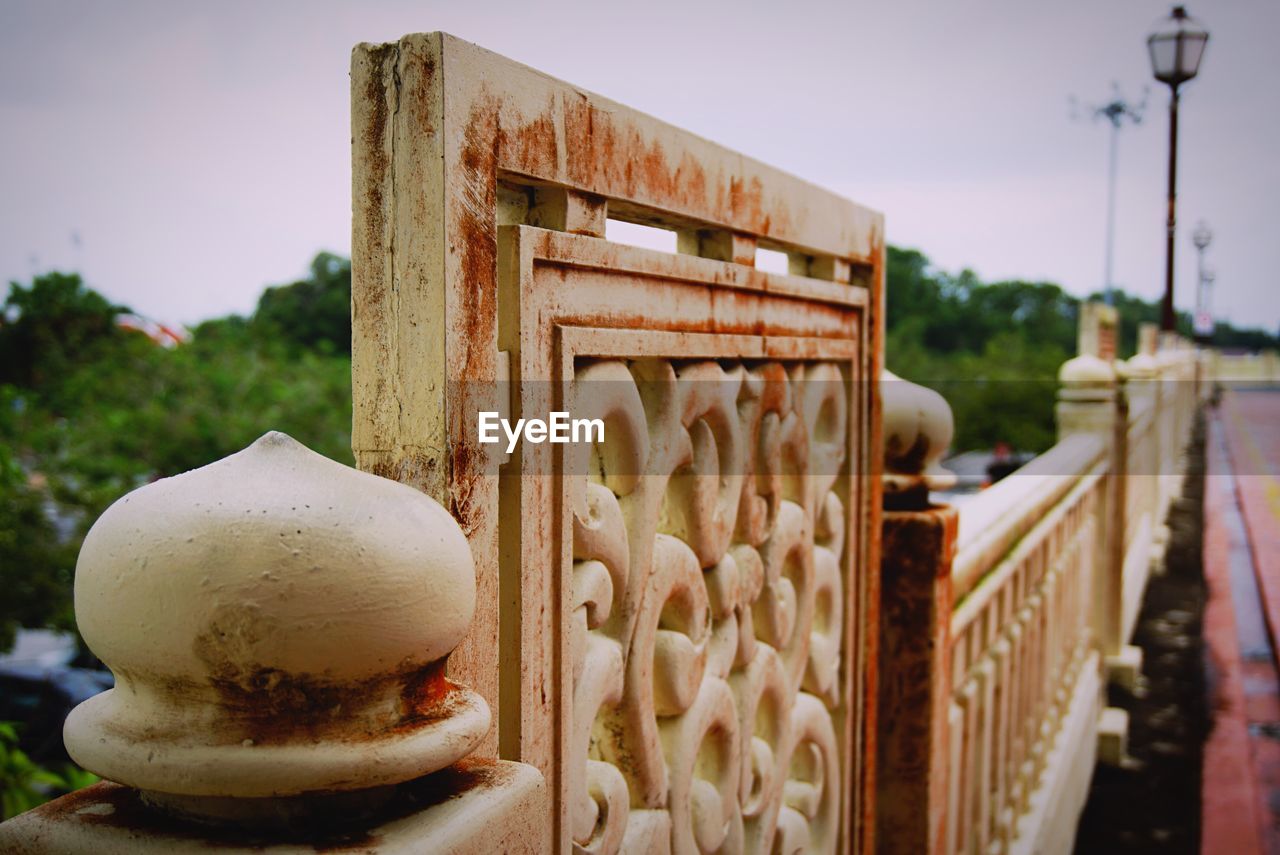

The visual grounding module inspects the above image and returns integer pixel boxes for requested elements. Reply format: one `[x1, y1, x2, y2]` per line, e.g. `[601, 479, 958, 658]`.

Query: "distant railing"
[1210, 350, 1280, 385]
[947, 435, 1105, 854]
[878, 307, 1205, 855]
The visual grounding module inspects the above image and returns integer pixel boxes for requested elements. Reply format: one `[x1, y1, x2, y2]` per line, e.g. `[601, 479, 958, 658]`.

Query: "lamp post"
[1191, 220, 1213, 340]
[1147, 5, 1209, 331]
[1199, 267, 1215, 339]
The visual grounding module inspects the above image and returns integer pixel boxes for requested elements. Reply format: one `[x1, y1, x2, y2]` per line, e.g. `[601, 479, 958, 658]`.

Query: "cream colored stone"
[882, 370, 956, 495]
[1057, 353, 1116, 387]
[1121, 324, 1160, 381]
[1119, 351, 1157, 380]
[0, 760, 547, 854]
[935, 305, 1213, 854]
[948, 421, 1107, 850]
[1076, 302, 1119, 361]
[1136, 322, 1159, 357]
[64, 431, 488, 799]
[1104, 644, 1143, 691]
[1096, 707, 1130, 767]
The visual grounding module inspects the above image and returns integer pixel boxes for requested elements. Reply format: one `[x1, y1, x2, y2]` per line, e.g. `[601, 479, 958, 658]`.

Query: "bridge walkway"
[1205, 388, 1280, 854]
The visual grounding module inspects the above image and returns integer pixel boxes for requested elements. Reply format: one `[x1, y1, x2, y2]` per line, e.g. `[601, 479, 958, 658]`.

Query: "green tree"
[0, 264, 354, 654]
[253, 252, 351, 354]
[0, 273, 125, 400]
[0, 387, 76, 651]
[0, 722, 97, 819]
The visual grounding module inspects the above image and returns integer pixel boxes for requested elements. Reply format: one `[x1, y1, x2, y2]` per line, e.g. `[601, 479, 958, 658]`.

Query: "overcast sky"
[2, 0, 1277, 334]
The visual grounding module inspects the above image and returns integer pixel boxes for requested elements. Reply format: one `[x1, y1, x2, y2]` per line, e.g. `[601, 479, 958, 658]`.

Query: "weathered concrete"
[877, 505, 956, 855]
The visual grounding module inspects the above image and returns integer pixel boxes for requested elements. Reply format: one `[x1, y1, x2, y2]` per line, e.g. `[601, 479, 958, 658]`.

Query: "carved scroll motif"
[569, 359, 849, 855]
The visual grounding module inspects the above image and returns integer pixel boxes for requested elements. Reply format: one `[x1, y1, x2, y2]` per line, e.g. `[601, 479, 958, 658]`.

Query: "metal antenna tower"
[1072, 84, 1146, 305]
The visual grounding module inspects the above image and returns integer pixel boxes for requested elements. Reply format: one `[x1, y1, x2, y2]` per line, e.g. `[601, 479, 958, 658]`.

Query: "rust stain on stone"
[506, 97, 558, 177]
[31, 762, 514, 851]
[353, 42, 396, 337]
[447, 437, 482, 536]
[447, 92, 505, 539]
[416, 51, 436, 135]
[561, 97, 721, 218]
[187, 611, 461, 746]
[397, 757, 506, 812]
[395, 659, 473, 731]
[31, 782, 382, 851]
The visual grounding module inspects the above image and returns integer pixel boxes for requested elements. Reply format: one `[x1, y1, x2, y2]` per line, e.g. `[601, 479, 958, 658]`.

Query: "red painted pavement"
[1203, 409, 1269, 854]
[1208, 388, 1280, 854]
[1223, 391, 1280, 668]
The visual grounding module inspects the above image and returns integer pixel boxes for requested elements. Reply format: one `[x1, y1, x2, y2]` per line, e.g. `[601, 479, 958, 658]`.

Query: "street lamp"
[1201, 267, 1215, 329]
[1147, 5, 1209, 331]
[1191, 220, 1213, 340]
[1191, 220, 1212, 254]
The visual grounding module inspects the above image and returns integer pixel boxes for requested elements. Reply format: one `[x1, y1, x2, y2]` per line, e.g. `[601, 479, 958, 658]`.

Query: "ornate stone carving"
[569, 359, 849, 855]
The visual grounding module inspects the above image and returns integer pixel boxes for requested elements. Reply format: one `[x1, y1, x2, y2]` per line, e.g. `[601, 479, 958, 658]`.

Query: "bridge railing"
[877, 307, 1204, 855]
[948, 435, 1105, 855]
[1209, 349, 1280, 385]
[0, 33, 1213, 855]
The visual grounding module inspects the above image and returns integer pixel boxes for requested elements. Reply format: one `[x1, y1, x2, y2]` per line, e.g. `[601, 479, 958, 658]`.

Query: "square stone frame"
[352, 31, 885, 851]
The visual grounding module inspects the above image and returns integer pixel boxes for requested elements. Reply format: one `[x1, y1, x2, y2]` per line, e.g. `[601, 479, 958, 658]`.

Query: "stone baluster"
[0, 432, 545, 853]
[877, 371, 957, 855]
[1123, 324, 1166, 580]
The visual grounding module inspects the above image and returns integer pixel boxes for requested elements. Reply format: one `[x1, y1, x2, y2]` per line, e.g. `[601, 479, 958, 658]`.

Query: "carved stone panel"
[352, 33, 882, 852]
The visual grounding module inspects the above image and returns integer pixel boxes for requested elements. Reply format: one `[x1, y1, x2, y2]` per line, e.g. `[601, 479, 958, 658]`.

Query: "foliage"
[0, 410, 77, 651]
[252, 252, 351, 355]
[29, 331, 354, 528]
[885, 246, 1278, 454]
[1211, 322, 1280, 352]
[0, 722, 97, 819]
[0, 261, 353, 654]
[887, 247, 1078, 358]
[0, 273, 127, 410]
[885, 247, 1074, 453]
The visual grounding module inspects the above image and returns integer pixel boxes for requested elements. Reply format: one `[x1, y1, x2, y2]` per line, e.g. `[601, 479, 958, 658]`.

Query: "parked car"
[0, 664, 113, 765]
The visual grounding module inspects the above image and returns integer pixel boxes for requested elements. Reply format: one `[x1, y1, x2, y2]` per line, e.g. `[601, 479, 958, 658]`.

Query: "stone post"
[877, 372, 957, 855]
[1058, 331, 1133, 764]
[1059, 346, 1122, 653]
[1077, 301, 1119, 363]
[0, 433, 545, 853]
[1124, 325, 1167, 579]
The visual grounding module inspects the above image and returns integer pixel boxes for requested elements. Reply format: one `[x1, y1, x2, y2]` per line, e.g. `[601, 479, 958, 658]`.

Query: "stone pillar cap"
[882, 370, 956, 497]
[1058, 353, 1116, 386]
[1121, 352, 1159, 379]
[64, 432, 488, 798]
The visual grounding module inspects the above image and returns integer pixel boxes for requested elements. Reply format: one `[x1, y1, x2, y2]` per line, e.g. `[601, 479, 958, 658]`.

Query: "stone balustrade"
[0, 27, 1230, 855]
[1209, 348, 1280, 384]
[876, 306, 1205, 855]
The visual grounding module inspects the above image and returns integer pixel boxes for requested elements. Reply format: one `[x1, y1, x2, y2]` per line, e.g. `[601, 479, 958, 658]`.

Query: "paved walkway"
[1205, 388, 1280, 854]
